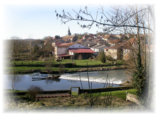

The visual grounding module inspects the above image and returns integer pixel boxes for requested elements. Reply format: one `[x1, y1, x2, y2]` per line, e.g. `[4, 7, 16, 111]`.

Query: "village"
[3, 4, 155, 113]
[29, 27, 153, 62]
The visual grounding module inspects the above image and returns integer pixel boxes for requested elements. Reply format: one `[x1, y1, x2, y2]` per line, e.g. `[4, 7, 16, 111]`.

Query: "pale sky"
[2, 2, 112, 40]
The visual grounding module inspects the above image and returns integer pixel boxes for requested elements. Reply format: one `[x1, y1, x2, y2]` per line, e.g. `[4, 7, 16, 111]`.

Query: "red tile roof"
[108, 40, 121, 44]
[56, 43, 75, 47]
[69, 49, 95, 53]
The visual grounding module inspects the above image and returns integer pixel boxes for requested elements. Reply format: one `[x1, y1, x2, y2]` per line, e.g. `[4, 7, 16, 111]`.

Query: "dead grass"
[4, 94, 143, 112]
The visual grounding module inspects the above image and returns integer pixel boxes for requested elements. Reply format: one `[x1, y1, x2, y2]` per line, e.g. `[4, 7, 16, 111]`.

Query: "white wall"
[105, 49, 117, 60]
[95, 49, 99, 52]
[69, 51, 74, 55]
[57, 47, 68, 55]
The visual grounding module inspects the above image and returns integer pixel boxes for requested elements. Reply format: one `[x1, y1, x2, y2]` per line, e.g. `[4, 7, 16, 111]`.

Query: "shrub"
[78, 54, 82, 60]
[27, 85, 43, 101]
[100, 51, 106, 63]
[106, 55, 114, 61]
[59, 64, 65, 74]
[92, 56, 96, 60]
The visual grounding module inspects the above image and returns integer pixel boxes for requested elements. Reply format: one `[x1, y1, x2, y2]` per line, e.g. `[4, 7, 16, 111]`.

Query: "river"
[4, 70, 129, 91]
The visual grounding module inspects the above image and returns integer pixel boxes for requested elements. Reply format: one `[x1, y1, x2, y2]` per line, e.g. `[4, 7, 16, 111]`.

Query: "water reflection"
[67, 80, 79, 83]
[32, 78, 61, 84]
[9, 74, 22, 90]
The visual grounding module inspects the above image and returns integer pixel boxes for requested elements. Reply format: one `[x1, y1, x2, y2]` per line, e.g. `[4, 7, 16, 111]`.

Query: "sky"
[1, 2, 109, 39]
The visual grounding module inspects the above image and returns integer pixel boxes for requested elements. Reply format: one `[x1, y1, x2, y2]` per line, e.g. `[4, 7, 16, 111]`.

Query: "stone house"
[104, 45, 123, 60]
[104, 38, 137, 60]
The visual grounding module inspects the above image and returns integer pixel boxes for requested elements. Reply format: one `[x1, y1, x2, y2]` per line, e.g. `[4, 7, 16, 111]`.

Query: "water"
[4, 70, 129, 91]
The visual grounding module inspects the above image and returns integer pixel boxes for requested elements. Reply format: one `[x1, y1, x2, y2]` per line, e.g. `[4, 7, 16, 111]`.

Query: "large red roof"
[69, 49, 95, 53]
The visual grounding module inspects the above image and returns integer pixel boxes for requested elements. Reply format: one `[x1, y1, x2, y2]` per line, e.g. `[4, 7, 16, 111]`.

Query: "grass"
[8, 59, 124, 66]
[72, 89, 137, 100]
[4, 65, 126, 73]
[5, 89, 139, 111]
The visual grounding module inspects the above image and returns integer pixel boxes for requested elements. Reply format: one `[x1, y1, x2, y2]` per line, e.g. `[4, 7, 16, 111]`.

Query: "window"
[106, 49, 108, 51]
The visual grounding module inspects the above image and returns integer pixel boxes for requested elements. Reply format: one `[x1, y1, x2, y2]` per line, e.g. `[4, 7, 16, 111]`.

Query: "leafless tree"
[56, 4, 154, 109]
[55, 5, 153, 33]
[9, 37, 31, 61]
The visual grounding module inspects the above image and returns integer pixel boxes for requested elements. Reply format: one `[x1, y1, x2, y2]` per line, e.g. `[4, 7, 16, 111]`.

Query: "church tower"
[68, 27, 71, 36]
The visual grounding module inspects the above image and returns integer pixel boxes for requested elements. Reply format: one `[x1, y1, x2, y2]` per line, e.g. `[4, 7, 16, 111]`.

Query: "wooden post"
[70, 87, 72, 94]
[77, 87, 80, 96]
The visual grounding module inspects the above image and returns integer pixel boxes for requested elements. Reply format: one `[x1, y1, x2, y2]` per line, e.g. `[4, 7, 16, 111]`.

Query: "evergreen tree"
[100, 51, 106, 63]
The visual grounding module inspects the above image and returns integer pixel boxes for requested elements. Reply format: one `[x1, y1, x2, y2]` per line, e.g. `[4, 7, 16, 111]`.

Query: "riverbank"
[4, 89, 143, 112]
[4, 65, 127, 74]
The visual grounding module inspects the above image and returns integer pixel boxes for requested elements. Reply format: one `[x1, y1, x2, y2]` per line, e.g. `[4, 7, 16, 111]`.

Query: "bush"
[59, 64, 65, 74]
[78, 54, 82, 60]
[92, 56, 96, 60]
[27, 85, 43, 101]
[106, 55, 114, 61]
[100, 51, 106, 63]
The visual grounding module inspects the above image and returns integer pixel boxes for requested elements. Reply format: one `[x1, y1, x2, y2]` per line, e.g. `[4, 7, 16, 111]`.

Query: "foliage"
[99, 51, 106, 63]
[45, 62, 53, 73]
[106, 55, 114, 61]
[59, 63, 65, 74]
[78, 54, 82, 60]
[27, 85, 43, 101]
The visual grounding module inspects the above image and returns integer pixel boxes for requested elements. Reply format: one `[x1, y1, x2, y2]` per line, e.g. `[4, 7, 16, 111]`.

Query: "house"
[107, 39, 121, 46]
[68, 43, 95, 59]
[91, 44, 109, 56]
[61, 35, 78, 43]
[54, 43, 95, 60]
[54, 43, 75, 59]
[104, 38, 137, 60]
[80, 41, 96, 47]
[104, 45, 123, 60]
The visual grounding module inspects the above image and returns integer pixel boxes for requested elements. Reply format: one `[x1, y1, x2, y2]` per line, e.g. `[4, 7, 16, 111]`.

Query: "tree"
[9, 37, 32, 61]
[55, 5, 153, 32]
[117, 3, 155, 114]
[97, 51, 106, 63]
[56, 5, 154, 109]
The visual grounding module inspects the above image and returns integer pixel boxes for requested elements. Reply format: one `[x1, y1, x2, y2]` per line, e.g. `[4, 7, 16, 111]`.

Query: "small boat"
[32, 72, 47, 79]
